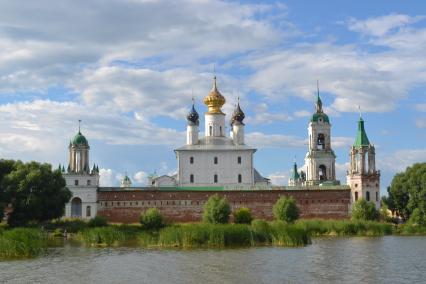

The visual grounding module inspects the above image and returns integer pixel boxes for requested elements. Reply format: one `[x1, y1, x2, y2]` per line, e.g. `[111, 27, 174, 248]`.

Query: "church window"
[87, 180, 91, 186]
[376, 192, 379, 202]
[238, 174, 242, 183]
[317, 134, 325, 150]
[86, 206, 91, 217]
[214, 174, 218, 183]
[355, 191, 358, 201]
[355, 183, 358, 187]
[190, 174, 194, 183]
[190, 157, 194, 164]
[238, 156, 241, 164]
[74, 180, 79, 186]
[214, 157, 218, 164]
[366, 191, 370, 201]
[209, 125, 213, 136]
[319, 165, 327, 181]
[220, 126, 222, 136]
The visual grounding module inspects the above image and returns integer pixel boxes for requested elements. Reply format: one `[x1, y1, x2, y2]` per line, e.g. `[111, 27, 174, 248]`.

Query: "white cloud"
[416, 118, 426, 128]
[293, 110, 311, 118]
[133, 171, 148, 185]
[348, 14, 425, 37]
[335, 162, 350, 184]
[415, 103, 426, 112]
[332, 137, 354, 149]
[378, 149, 426, 173]
[246, 132, 306, 148]
[268, 171, 289, 186]
[245, 102, 292, 125]
[99, 168, 115, 186]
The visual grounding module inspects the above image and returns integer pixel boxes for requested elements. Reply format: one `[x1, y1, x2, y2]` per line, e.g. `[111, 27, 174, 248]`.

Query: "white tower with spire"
[63, 121, 99, 219]
[347, 114, 380, 209]
[304, 84, 338, 185]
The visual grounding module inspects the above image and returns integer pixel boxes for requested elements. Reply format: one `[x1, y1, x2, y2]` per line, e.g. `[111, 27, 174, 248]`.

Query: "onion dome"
[187, 102, 199, 126]
[203, 76, 226, 114]
[121, 172, 132, 188]
[311, 87, 329, 123]
[231, 101, 245, 126]
[72, 130, 89, 146]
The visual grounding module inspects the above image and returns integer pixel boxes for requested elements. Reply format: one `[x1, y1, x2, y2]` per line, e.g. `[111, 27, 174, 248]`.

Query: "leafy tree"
[233, 207, 253, 224]
[140, 208, 164, 230]
[388, 163, 426, 221]
[1, 161, 72, 227]
[408, 208, 426, 226]
[202, 194, 231, 224]
[273, 196, 299, 223]
[351, 199, 379, 221]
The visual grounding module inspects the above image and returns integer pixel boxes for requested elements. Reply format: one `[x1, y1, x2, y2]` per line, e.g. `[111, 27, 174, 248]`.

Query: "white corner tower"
[186, 99, 200, 145]
[304, 85, 338, 185]
[64, 121, 99, 219]
[347, 115, 380, 209]
[230, 98, 245, 145]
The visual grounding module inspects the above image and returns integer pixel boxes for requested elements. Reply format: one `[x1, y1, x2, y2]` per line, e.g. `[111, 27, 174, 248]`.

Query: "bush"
[0, 228, 47, 258]
[250, 219, 271, 243]
[202, 194, 231, 224]
[233, 207, 253, 224]
[408, 208, 426, 226]
[140, 208, 164, 230]
[351, 199, 379, 221]
[273, 196, 299, 223]
[88, 216, 108, 227]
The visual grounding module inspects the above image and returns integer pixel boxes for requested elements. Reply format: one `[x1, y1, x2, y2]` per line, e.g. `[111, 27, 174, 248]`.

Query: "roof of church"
[254, 168, 270, 182]
[72, 131, 89, 146]
[175, 136, 256, 151]
[290, 162, 300, 180]
[311, 88, 330, 123]
[354, 117, 370, 147]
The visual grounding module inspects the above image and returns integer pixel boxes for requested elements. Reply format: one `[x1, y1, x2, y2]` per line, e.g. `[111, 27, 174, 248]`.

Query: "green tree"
[233, 207, 253, 224]
[202, 194, 231, 224]
[408, 208, 426, 226]
[351, 199, 379, 221]
[2, 161, 72, 227]
[273, 196, 299, 223]
[388, 163, 426, 221]
[140, 208, 164, 230]
[0, 159, 17, 222]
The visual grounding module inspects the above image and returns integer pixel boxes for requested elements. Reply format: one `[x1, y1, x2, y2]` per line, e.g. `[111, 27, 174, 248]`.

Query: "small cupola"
[231, 99, 245, 126]
[186, 100, 199, 126]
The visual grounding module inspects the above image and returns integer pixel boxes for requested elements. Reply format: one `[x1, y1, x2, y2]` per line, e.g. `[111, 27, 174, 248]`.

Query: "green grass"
[296, 219, 393, 236]
[394, 224, 426, 235]
[76, 225, 139, 246]
[0, 228, 48, 259]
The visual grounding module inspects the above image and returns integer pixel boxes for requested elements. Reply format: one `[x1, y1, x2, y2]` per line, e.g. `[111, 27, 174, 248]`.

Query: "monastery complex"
[62, 76, 380, 223]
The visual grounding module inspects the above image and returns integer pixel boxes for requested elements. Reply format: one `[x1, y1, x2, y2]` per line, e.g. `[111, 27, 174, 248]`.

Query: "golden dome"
[203, 76, 225, 114]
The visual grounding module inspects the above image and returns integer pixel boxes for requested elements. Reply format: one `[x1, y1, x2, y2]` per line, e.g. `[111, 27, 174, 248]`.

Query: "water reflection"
[0, 237, 425, 284]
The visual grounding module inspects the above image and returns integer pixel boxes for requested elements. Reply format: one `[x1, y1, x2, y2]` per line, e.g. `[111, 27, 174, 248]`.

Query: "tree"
[351, 199, 379, 221]
[388, 163, 426, 221]
[233, 207, 253, 224]
[273, 196, 299, 223]
[1, 161, 72, 227]
[0, 159, 16, 222]
[202, 194, 231, 224]
[140, 208, 164, 230]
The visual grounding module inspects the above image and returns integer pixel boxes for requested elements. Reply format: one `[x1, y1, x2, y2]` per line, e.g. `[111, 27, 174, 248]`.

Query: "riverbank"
[1, 219, 425, 259]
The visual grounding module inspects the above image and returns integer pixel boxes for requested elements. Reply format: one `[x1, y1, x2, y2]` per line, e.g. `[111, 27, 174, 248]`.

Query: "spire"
[291, 161, 300, 180]
[316, 80, 323, 113]
[354, 116, 370, 147]
[78, 119, 81, 134]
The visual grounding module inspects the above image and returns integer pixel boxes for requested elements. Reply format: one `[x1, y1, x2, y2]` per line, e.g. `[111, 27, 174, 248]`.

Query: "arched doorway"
[319, 165, 327, 181]
[71, 197, 82, 217]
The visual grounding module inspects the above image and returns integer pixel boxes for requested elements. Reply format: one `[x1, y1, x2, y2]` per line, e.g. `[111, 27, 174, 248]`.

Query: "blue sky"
[0, 0, 425, 193]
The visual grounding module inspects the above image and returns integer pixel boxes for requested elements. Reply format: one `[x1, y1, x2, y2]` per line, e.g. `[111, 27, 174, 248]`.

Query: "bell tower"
[304, 83, 338, 185]
[347, 115, 380, 209]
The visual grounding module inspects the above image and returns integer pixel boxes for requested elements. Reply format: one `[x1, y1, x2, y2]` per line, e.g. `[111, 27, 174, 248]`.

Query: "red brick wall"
[97, 190, 350, 223]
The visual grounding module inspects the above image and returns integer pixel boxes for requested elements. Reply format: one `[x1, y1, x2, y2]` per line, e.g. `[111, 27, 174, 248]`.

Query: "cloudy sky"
[0, 0, 425, 192]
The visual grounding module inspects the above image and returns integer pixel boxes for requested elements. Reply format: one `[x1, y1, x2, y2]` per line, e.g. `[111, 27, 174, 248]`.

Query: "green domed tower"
[68, 120, 90, 174]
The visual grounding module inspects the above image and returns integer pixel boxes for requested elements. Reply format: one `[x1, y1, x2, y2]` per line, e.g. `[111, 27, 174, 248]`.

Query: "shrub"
[233, 207, 253, 224]
[408, 208, 426, 226]
[273, 196, 299, 223]
[88, 216, 108, 227]
[140, 208, 164, 230]
[202, 194, 231, 224]
[250, 219, 271, 243]
[0, 228, 47, 258]
[351, 199, 379, 221]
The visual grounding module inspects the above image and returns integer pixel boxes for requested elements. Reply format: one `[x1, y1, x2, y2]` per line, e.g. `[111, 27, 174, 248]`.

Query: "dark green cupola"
[310, 84, 329, 123]
[71, 120, 89, 146]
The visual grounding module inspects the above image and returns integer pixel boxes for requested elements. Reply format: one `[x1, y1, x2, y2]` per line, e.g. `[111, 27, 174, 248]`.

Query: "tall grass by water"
[76, 225, 139, 246]
[296, 219, 393, 236]
[0, 228, 47, 258]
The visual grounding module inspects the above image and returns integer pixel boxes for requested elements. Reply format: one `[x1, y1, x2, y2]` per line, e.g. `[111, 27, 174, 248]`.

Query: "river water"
[0, 236, 425, 284]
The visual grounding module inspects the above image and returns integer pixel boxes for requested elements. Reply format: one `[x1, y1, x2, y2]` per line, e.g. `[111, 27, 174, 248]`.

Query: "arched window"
[237, 156, 241, 164]
[238, 174, 242, 183]
[220, 126, 222, 136]
[209, 125, 213, 136]
[86, 206, 91, 217]
[355, 192, 358, 201]
[214, 174, 218, 183]
[87, 180, 91, 186]
[366, 191, 370, 201]
[190, 174, 194, 183]
[74, 180, 79, 186]
[190, 157, 194, 164]
[214, 157, 218, 164]
[317, 133, 325, 150]
[376, 191, 379, 202]
[319, 165, 327, 181]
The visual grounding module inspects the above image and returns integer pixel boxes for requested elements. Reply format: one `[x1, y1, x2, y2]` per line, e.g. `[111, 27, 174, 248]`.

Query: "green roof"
[354, 118, 370, 147]
[290, 162, 300, 180]
[311, 112, 329, 123]
[72, 131, 89, 146]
